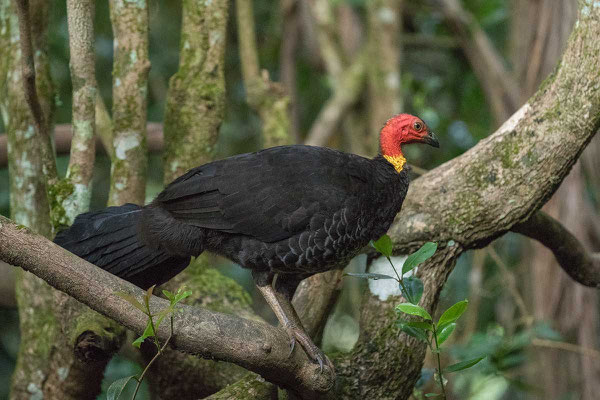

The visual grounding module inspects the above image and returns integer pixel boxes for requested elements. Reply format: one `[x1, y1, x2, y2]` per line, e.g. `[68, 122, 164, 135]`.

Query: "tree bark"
[236, 0, 292, 147]
[156, 1, 270, 396]
[509, 1, 600, 398]
[5, 1, 125, 398]
[162, 0, 228, 183]
[333, 3, 600, 397]
[0, 2, 58, 397]
[0, 221, 335, 395]
[107, 0, 150, 206]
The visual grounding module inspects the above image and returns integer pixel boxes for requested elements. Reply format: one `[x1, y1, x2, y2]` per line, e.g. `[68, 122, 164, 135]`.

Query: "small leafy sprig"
[346, 234, 436, 305]
[397, 299, 484, 398]
[346, 235, 485, 399]
[108, 286, 192, 400]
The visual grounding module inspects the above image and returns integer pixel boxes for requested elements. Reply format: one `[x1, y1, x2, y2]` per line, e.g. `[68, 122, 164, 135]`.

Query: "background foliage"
[0, 0, 598, 399]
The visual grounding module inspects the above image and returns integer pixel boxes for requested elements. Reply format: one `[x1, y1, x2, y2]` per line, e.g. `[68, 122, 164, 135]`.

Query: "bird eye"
[413, 121, 423, 131]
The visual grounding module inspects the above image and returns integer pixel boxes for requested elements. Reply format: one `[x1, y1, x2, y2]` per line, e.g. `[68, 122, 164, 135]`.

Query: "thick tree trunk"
[509, 1, 600, 398]
[0, 1, 60, 398]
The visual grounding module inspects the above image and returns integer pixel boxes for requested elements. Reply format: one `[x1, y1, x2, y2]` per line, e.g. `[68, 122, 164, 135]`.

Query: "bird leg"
[252, 270, 333, 372]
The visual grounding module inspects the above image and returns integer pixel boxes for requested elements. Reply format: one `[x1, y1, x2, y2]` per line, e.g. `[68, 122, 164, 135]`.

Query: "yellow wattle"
[383, 154, 407, 173]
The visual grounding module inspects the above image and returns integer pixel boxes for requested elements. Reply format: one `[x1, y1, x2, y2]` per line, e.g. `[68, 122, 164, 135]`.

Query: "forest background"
[0, 0, 599, 399]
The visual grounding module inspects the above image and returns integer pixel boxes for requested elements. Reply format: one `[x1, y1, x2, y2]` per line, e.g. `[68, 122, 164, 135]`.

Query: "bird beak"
[422, 131, 440, 148]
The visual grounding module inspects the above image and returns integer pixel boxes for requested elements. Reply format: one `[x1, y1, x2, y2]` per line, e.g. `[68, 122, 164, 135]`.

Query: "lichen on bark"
[62, 0, 96, 218]
[1, 1, 60, 398]
[162, 0, 229, 183]
[156, 1, 266, 396]
[108, 0, 150, 206]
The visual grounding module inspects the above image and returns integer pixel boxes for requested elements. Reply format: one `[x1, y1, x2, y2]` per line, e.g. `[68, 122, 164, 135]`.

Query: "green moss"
[14, 272, 58, 361]
[70, 73, 87, 92]
[69, 310, 123, 346]
[492, 136, 521, 169]
[162, 0, 228, 182]
[48, 179, 74, 230]
[533, 67, 558, 101]
[183, 261, 252, 314]
[521, 149, 539, 167]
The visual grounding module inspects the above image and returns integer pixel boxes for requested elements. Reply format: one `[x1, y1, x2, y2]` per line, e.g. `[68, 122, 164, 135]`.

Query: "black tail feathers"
[54, 203, 191, 289]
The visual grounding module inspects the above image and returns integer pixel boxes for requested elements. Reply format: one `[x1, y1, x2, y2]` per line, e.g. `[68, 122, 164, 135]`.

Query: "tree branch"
[280, 0, 301, 143]
[107, 0, 150, 206]
[63, 0, 97, 218]
[0, 215, 335, 395]
[512, 210, 600, 287]
[439, 0, 521, 125]
[0, 260, 15, 307]
[13, 0, 57, 184]
[0, 123, 162, 167]
[162, 0, 228, 183]
[330, 5, 600, 397]
[304, 52, 367, 147]
[236, 0, 292, 147]
[306, 0, 344, 79]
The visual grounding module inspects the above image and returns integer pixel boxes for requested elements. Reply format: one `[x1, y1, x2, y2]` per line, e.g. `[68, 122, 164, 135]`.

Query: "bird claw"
[284, 325, 334, 373]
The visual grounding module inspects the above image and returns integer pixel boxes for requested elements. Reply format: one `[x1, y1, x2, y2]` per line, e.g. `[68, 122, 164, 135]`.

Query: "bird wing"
[154, 145, 372, 243]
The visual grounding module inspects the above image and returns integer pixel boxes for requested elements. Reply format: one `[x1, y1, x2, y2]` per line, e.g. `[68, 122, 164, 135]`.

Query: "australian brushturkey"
[54, 113, 439, 370]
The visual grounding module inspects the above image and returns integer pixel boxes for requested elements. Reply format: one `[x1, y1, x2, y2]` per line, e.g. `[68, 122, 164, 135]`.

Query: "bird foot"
[284, 324, 334, 373]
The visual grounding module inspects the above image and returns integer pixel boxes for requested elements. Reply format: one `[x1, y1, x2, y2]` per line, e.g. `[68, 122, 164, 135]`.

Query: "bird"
[54, 113, 439, 371]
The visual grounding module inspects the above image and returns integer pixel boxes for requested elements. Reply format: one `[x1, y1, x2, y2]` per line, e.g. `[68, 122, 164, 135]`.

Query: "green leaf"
[132, 320, 155, 348]
[444, 356, 486, 373]
[402, 242, 437, 275]
[425, 394, 441, 398]
[174, 290, 192, 303]
[371, 235, 393, 257]
[396, 303, 432, 320]
[436, 323, 456, 346]
[345, 272, 396, 280]
[397, 321, 429, 342]
[402, 276, 424, 305]
[398, 319, 433, 331]
[144, 285, 156, 311]
[162, 289, 175, 301]
[114, 292, 148, 315]
[437, 300, 468, 331]
[107, 375, 137, 400]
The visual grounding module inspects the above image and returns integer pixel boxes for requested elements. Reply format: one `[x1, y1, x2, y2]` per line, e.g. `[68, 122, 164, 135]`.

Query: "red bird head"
[379, 114, 439, 159]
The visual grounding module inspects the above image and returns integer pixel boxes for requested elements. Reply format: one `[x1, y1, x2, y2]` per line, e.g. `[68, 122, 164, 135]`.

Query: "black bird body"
[54, 114, 438, 369]
[55, 145, 409, 287]
[144, 145, 409, 276]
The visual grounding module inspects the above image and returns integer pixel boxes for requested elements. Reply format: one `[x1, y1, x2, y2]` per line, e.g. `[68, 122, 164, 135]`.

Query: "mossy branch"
[162, 0, 228, 183]
[63, 0, 96, 220]
[0, 216, 335, 395]
[236, 0, 292, 147]
[108, 0, 150, 206]
[512, 210, 600, 287]
[334, 4, 600, 398]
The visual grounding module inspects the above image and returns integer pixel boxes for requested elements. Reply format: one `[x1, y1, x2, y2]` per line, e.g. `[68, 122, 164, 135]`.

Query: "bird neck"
[383, 153, 407, 173]
[379, 127, 407, 173]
